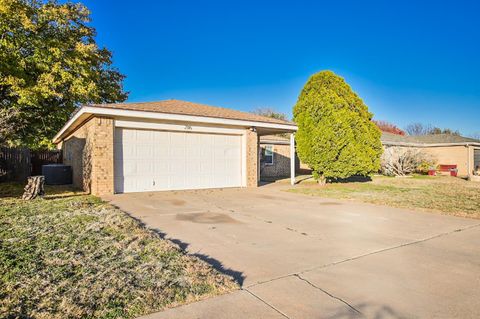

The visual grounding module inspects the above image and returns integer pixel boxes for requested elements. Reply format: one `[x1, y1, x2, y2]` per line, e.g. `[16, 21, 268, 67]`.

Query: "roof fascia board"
[53, 106, 297, 143]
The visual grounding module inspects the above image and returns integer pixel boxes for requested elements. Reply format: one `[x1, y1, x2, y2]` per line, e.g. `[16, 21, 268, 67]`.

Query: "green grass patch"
[0, 183, 237, 319]
[288, 175, 480, 218]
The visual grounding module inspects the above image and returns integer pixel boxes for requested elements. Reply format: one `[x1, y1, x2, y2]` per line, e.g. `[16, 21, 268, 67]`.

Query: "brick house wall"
[383, 144, 475, 177]
[422, 145, 473, 177]
[246, 129, 258, 187]
[259, 144, 291, 177]
[62, 116, 114, 195]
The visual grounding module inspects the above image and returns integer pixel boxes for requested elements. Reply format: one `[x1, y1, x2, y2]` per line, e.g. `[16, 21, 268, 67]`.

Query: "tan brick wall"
[62, 116, 114, 195]
[422, 145, 470, 176]
[260, 144, 290, 177]
[246, 129, 258, 187]
[90, 117, 114, 195]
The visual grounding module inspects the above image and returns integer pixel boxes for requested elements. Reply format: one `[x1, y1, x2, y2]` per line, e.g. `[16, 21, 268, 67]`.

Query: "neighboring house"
[259, 135, 311, 179]
[258, 132, 480, 179]
[53, 100, 297, 195]
[381, 132, 480, 177]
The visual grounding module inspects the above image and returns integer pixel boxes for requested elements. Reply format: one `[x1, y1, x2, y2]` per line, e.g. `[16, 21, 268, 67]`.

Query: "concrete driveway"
[104, 183, 480, 319]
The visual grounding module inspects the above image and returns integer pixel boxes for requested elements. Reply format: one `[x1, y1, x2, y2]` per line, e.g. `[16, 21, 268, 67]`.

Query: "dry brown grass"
[0, 183, 237, 319]
[288, 175, 480, 219]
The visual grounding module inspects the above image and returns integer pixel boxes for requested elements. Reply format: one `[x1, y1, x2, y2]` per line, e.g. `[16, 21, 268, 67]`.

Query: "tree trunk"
[317, 175, 327, 186]
[22, 175, 45, 200]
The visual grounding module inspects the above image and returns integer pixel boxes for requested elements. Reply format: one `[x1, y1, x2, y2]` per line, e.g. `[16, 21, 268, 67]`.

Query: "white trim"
[115, 119, 245, 135]
[290, 133, 295, 185]
[264, 145, 274, 165]
[53, 106, 297, 143]
[241, 133, 247, 187]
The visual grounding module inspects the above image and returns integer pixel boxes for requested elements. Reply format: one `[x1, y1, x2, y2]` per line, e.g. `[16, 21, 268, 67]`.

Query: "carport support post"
[290, 133, 295, 185]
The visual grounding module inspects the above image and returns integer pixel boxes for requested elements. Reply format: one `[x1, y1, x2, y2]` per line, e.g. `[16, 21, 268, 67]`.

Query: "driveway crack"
[243, 288, 291, 319]
[298, 222, 480, 275]
[246, 222, 480, 289]
[294, 274, 363, 316]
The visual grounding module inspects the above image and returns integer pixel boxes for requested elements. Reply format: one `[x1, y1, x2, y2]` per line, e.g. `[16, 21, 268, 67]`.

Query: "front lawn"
[288, 175, 480, 219]
[0, 183, 237, 319]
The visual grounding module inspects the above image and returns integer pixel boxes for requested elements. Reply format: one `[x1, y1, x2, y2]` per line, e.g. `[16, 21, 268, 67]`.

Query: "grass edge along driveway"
[0, 183, 237, 319]
[287, 175, 480, 219]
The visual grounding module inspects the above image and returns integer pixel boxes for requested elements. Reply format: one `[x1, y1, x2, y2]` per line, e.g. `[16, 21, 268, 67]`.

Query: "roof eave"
[382, 141, 480, 147]
[53, 106, 298, 144]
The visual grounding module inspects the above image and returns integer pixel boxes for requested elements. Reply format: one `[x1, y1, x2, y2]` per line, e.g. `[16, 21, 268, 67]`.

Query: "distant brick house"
[260, 132, 480, 179]
[381, 133, 480, 177]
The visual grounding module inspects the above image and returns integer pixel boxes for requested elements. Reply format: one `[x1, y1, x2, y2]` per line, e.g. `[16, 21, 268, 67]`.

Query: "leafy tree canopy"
[0, 0, 127, 149]
[293, 70, 382, 182]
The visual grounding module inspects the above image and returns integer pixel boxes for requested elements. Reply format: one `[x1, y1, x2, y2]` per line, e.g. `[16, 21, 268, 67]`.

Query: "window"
[264, 145, 274, 165]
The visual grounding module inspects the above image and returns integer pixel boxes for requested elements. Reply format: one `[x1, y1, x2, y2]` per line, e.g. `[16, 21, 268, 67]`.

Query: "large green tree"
[293, 71, 382, 182]
[0, 0, 127, 148]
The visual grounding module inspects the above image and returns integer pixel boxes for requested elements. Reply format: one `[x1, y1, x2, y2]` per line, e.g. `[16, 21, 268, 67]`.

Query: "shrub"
[381, 147, 435, 176]
[293, 71, 382, 183]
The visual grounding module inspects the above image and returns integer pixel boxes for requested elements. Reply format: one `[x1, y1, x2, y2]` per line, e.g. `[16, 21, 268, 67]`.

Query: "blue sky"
[82, 0, 479, 136]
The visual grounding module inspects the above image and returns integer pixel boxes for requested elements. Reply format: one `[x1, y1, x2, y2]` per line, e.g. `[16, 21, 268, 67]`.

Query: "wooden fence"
[0, 147, 62, 182]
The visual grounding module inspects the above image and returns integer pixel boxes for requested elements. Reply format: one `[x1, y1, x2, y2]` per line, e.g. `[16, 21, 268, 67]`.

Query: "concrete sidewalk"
[104, 184, 480, 319]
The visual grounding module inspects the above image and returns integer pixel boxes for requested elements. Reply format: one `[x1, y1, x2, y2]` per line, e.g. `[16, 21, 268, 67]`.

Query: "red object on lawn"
[438, 165, 458, 177]
[428, 169, 436, 176]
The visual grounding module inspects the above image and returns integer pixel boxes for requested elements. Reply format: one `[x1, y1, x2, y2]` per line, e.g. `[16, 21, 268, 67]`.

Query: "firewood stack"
[22, 176, 45, 200]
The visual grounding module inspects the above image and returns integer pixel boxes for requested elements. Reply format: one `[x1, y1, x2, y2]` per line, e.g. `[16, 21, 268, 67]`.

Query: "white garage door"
[114, 128, 242, 193]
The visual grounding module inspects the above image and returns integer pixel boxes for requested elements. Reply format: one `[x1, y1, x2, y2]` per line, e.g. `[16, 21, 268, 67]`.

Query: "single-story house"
[53, 100, 297, 195]
[381, 132, 480, 177]
[258, 132, 480, 179]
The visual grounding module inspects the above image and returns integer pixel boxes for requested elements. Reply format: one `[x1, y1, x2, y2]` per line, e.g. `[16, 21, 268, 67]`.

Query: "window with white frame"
[264, 145, 274, 165]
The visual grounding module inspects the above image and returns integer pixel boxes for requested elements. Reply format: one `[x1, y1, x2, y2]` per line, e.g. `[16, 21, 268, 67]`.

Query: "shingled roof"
[381, 132, 480, 145]
[89, 99, 294, 125]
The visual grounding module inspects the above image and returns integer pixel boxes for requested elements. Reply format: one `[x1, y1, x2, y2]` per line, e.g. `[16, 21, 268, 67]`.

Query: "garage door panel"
[153, 130, 169, 142]
[136, 129, 153, 140]
[119, 128, 136, 142]
[185, 159, 201, 172]
[170, 146, 185, 158]
[114, 128, 242, 193]
[121, 159, 138, 176]
[135, 145, 153, 159]
[136, 160, 154, 174]
[170, 159, 185, 173]
[170, 132, 184, 142]
[152, 176, 170, 190]
[114, 142, 134, 160]
[186, 146, 202, 158]
[153, 160, 170, 174]
[199, 160, 214, 173]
